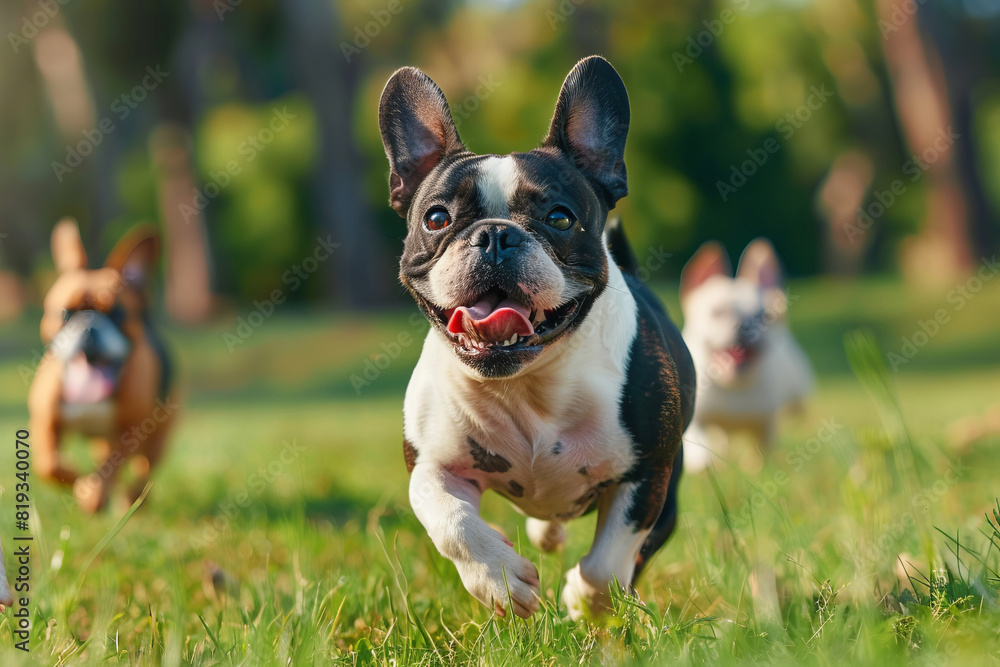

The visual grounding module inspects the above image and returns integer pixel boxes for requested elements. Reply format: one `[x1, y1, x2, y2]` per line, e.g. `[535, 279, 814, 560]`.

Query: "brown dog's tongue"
[62, 353, 117, 404]
[447, 294, 534, 343]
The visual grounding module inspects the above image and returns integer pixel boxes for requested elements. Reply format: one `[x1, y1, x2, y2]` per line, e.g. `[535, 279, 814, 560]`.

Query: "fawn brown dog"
[28, 220, 176, 512]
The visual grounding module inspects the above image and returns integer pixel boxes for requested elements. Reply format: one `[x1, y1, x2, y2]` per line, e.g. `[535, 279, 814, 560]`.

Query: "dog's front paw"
[562, 564, 616, 621]
[456, 549, 540, 619]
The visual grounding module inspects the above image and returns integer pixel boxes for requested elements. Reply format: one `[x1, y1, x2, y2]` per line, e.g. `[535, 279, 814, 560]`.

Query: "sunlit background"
[2, 0, 1000, 662]
[1, 0, 999, 315]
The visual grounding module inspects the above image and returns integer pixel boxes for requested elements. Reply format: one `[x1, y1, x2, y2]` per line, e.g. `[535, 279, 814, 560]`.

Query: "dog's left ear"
[736, 238, 782, 290]
[738, 238, 787, 318]
[544, 56, 630, 208]
[105, 226, 161, 290]
[379, 67, 465, 217]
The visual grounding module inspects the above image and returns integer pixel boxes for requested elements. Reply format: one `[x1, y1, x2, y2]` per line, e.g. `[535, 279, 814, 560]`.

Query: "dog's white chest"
[403, 260, 640, 520]
[405, 316, 638, 518]
[452, 400, 635, 520]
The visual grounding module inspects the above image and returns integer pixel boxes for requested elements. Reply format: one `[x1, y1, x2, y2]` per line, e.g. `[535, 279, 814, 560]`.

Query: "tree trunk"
[150, 123, 214, 323]
[281, 0, 391, 309]
[878, 0, 975, 285]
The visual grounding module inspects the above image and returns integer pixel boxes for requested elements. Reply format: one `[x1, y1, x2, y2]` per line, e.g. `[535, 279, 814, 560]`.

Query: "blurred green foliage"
[195, 96, 318, 297]
[3, 0, 1000, 301]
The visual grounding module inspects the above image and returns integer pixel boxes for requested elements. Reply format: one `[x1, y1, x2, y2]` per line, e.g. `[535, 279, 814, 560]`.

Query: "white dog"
[680, 239, 812, 471]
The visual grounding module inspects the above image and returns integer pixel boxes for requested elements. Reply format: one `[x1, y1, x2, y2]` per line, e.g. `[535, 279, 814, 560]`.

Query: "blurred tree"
[281, 0, 391, 308]
[3, 0, 1000, 306]
[879, 0, 975, 284]
[918, 1, 998, 260]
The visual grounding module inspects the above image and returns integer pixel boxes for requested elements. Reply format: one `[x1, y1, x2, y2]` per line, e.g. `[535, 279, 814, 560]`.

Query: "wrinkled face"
[680, 239, 786, 387]
[42, 221, 159, 403]
[684, 276, 770, 383]
[400, 150, 610, 377]
[41, 269, 143, 346]
[380, 57, 631, 378]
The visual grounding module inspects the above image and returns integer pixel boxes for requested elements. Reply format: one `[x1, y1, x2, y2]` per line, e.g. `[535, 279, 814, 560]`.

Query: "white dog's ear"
[738, 238, 787, 319]
[736, 238, 782, 290]
[681, 241, 731, 304]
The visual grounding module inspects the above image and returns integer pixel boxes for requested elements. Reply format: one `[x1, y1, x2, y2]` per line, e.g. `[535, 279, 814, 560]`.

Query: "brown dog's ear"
[736, 238, 782, 290]
[51, 219, 88, 272]
[681, 241, 731, 303]
[105, 226, 161, 290]
[378, 67, 465, 217]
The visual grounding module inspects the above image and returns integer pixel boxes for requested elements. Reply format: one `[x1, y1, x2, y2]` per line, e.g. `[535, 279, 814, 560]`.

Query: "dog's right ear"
[680, 241, 731, 303]
[736, 238, 782, 290]
[105, 226, 161, 291]
[378, 67, 465, 217]
[51, 218, 88, 272]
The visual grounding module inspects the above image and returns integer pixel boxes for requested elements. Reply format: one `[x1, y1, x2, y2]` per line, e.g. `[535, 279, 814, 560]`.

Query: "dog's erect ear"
[51, 219, 88, 272]
[681, 241, 732, 303]
[105, 226, 161, 290]
[379, 67, 465, 217]
[543, 56, 630, 208]
[736, 238, 782, 290]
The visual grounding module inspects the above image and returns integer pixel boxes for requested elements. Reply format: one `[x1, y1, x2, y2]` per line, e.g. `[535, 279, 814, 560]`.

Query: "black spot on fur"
[577, 466, 589, 476]
[468, 437, 511, 473]
[551, 442, 563, 455]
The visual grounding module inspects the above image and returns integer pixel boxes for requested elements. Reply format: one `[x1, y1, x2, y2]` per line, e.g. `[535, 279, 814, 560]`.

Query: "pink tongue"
[62, 354, 117, 404]
[447, 295, 534, 343]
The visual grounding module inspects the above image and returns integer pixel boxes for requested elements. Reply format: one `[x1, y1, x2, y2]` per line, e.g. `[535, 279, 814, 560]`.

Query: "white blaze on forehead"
[477, 156, 520, 218]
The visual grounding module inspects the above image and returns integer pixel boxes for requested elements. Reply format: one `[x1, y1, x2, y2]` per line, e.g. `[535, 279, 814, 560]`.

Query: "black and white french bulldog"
[378, 56, 695, 620]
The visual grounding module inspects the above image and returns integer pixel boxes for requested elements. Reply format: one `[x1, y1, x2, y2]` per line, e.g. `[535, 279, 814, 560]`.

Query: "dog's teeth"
[509, 334, 518, 346]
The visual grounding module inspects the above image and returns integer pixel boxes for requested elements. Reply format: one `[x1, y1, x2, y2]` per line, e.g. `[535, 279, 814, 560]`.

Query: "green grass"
[0, 276, 999, 665]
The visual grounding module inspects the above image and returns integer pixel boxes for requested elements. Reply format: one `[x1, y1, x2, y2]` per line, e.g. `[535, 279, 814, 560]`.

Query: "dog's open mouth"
[713, 344, 758, 371]
[61, 352, 120, 404]
[437, 287, 586, 354]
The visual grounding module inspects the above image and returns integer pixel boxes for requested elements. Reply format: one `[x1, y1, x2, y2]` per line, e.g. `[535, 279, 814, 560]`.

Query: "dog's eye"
[424, 207, 451, 231]
[544, 207, 576, 231]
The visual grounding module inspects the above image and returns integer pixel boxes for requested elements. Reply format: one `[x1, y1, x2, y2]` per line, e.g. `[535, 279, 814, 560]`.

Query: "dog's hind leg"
[561, 445, 683, 619]
[125, 424, 171, 507]
[526, 518, 566, 552]
[74, 436, 116, 513]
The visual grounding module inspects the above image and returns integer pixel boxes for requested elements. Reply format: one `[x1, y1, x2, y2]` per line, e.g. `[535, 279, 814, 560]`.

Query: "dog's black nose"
[470, 224, 525, 264]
